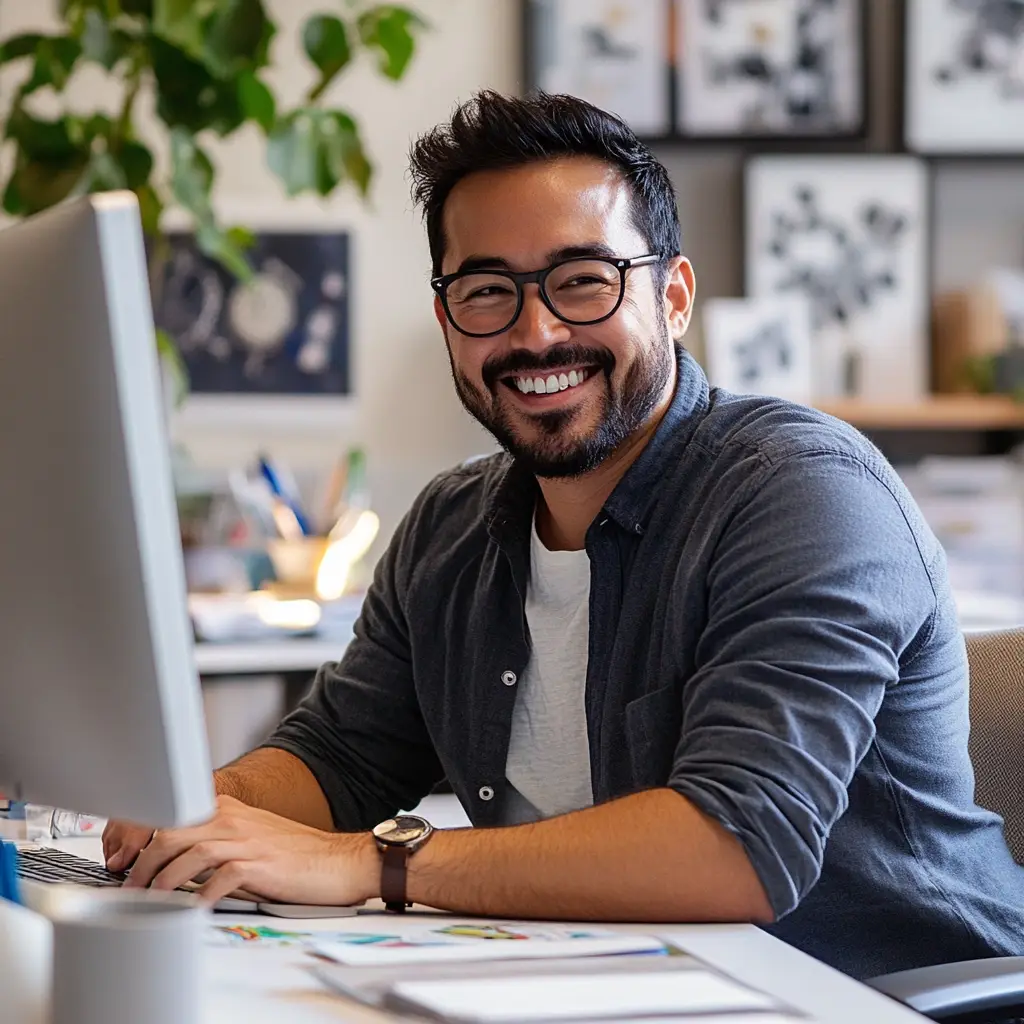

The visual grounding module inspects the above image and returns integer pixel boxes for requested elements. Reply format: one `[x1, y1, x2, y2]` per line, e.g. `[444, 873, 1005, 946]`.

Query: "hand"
[103, 819, 155, 872]
[122, 795, 380, 907]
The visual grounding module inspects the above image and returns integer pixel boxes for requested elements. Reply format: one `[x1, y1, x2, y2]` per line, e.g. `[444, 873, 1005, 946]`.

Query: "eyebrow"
[454, 242, 621, 274]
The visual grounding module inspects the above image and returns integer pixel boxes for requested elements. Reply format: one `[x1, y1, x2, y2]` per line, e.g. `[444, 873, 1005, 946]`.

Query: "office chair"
[868, 627, 1024, 1023]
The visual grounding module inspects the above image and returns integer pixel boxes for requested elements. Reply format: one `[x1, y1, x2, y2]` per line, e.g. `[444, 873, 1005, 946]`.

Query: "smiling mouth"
[501, 366, 598, 397]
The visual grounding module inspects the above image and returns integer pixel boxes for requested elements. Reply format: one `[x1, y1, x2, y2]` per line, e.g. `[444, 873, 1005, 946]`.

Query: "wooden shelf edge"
[815, 395, 1024, 430]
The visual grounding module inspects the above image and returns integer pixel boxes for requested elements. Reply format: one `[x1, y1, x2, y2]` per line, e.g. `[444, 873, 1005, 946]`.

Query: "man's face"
[435, 157, 694, 478]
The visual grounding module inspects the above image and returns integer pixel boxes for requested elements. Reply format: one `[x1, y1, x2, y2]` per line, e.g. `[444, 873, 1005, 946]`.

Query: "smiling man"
[106, 92, 1024, 979]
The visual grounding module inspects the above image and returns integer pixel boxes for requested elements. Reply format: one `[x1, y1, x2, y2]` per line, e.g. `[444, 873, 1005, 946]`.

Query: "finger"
[125, 824, 226, 888]
[107, 831, 152, 871]
[197, 861, 257, 907]
[150, 841, 247, 894]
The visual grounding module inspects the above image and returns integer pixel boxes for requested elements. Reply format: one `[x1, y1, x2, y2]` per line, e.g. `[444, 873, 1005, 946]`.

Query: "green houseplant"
[0, 0, 425, 395]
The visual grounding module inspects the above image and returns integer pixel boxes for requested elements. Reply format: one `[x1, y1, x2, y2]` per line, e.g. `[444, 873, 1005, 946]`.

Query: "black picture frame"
[153, 231, 352, 397]
[522, 0, 869, 147]
[742, 153, 931, 401]
[902, 0, 1024, 157]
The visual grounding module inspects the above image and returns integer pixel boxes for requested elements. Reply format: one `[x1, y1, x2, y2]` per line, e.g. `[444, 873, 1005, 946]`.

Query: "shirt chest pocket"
[624, 684, 683, 789]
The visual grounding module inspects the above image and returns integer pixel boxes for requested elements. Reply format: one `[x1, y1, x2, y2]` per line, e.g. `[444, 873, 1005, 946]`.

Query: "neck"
[535, 375, 676, 552]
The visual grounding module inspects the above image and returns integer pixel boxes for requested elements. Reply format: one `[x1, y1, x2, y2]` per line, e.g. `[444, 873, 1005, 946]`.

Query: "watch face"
[373, 815, 430, 846]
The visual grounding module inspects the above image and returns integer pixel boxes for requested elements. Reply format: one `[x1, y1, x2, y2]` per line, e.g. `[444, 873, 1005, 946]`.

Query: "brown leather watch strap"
[381, 843, 411, 912]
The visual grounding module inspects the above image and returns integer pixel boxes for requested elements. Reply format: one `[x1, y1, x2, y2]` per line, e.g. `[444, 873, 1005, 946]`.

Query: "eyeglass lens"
[445, 259, 623, 335]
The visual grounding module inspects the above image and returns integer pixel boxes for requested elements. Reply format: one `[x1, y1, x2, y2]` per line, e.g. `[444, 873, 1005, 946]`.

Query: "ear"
[433, 294, 450, 338]
[664, 257, 695, 343]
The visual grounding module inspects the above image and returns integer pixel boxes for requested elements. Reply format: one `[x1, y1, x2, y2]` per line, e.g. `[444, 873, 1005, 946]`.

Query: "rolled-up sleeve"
[264, 490, 445, 832]
[668, 451, 937, 919]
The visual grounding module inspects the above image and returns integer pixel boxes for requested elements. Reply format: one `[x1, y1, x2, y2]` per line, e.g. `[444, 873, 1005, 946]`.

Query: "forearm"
[214, 748, 334, 831]
[405, 789, 774, 923]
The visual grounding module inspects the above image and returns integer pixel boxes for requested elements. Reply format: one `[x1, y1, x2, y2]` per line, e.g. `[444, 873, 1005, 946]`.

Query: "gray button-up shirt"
[267, 347, 1024, 979]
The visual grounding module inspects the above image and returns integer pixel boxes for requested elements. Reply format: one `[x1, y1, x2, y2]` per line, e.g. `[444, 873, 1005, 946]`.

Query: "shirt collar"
[485, 346, 710, 547]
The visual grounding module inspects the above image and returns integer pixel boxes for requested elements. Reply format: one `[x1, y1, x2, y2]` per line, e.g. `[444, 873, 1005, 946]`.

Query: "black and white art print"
[675, 0, 865, 138]
[905, 0, 1024, 153]
[153, 232, 351, 396]
[526, 0, 671, 136]
[702, 296, 814, 401]
[745, 156, 929, 400]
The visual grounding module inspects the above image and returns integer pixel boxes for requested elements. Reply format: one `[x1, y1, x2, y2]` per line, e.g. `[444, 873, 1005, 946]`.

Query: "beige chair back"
[965, 628, 1024, 864]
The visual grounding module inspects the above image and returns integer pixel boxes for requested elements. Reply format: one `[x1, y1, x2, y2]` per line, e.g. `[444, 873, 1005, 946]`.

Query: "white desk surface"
[28, 794, 924, 1024]
[194, 637, 346, 676]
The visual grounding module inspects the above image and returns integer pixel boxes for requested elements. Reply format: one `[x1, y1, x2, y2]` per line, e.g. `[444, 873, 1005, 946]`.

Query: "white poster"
[745, 156, 930, 400]
[676, 0, 863, 137]
[532, 0, 671, 136]
[703, 296, 814, 403]
[905, 0, 1024, 154]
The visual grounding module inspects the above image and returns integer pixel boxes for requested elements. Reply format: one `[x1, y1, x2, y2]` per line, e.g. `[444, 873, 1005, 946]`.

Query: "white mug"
[50, 888, 204, 1024]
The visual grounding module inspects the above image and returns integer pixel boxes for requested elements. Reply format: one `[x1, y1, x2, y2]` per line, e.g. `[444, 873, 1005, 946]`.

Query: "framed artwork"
[675, 0, 866, 140]
[702, 296, 814, 402]
[904, 0, 1024, 154]
[745, 155, 930, 401]
[153, 231, 351, 397]
[524, 0, 672, 137]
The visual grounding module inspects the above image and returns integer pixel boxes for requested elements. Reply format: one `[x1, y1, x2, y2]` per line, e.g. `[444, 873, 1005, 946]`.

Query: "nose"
[507, 284, 571, 352]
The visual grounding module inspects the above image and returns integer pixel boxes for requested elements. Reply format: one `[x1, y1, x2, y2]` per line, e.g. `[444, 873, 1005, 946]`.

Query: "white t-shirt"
[503, 518, 594, 824]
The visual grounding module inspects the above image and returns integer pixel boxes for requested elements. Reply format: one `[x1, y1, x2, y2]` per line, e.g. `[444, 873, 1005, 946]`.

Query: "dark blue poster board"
[153, 231, 351, 395]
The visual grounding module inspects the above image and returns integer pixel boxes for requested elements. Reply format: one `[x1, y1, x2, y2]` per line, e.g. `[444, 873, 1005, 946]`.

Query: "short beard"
[449, 328, 675, 479]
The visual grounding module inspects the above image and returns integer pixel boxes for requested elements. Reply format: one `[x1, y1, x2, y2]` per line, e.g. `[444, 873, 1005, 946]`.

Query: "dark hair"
[409, 91, 681, 280]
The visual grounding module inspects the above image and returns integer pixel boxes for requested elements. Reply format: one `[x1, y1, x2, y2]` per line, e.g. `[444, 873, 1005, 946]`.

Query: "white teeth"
[558, 373, 569, 390]
[568, 370, 579, 386]
[533, 376, 546, 393]
[544, 374, 559, 394]
[515, 369, 590, 395]
[516, 377, 534, 393]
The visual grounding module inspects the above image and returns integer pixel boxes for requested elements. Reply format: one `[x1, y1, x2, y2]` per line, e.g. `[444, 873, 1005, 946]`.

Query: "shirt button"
[634, 523, 644, 535]
[501, 670, 517, 686]
[478, 785, 495, 801]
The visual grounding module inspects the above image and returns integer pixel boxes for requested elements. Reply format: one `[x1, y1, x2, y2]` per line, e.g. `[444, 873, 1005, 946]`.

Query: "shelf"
[815, 395, 1024, 431]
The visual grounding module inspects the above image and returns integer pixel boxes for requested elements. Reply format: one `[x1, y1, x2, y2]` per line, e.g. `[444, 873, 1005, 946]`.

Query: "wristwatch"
[372, 814, 434, 912]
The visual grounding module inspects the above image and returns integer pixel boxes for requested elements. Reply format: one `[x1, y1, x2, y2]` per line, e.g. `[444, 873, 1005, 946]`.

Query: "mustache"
[482, 345, 614, 390]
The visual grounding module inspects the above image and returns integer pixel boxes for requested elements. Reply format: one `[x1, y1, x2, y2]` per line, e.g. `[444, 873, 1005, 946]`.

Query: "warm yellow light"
[315, 509, 380, 601]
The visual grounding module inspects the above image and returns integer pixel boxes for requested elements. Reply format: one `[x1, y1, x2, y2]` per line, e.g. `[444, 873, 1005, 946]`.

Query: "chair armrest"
[868, 957, 1024, 1020]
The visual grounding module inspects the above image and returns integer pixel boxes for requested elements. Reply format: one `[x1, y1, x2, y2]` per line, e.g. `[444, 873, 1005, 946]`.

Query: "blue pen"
[0, 840, 21, 905]
[258, 456, 313, 536]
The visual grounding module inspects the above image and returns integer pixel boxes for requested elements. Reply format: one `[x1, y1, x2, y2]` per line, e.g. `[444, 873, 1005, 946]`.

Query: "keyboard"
[15, 845, 360, 918]
[15, 846, 257, 911]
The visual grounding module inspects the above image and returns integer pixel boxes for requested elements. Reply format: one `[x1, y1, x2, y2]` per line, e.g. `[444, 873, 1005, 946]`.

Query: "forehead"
[440, 157, 644, 272]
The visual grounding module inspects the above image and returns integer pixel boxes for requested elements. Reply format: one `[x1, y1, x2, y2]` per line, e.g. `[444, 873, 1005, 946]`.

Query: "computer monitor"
[0, 193, 215, 828]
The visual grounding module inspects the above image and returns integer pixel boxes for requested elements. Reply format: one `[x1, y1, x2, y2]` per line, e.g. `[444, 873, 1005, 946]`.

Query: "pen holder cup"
[267, 536, 329, 590]
[50, 889, 204, 1024]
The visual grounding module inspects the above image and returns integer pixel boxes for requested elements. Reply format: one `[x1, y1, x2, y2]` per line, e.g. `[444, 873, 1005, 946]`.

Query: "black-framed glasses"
[431, 253, 670, 338]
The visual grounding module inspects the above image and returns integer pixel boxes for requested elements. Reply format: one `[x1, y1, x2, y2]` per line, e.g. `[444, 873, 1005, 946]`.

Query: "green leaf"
[303, 14, 350, 91]
[150, 35, 244, 135]
[196, 222, 252, 281]
[169, 127, 215, 219]
[203, 0, 270, 78]
[267, 111, 321, 196]
[118, 139, 155, 189]
[2, 175, 27, 216]
[0, 34, 45, 64]
[6, 109, 86, 162]
[225, 224, 257, 251]
[74, 150, 129, 194]
[136, 182, 164, 236]
[156, 327, 189, 408]
[356, 6, 425, 81]
[80, 9, 129, 69]
[121, 0, 155, 17]
[267, 108, 374, 198]
[19, 36, 82, 95]
[237, 71, 276, 132]
[152, 0, 215, 61]
[6, 154, 91, 214]
[322, 111, 372, 197]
